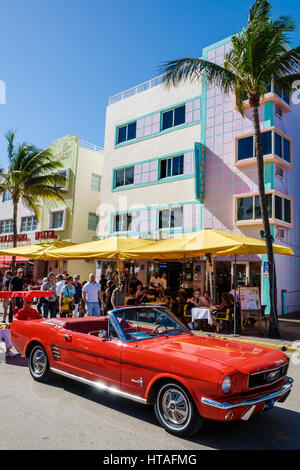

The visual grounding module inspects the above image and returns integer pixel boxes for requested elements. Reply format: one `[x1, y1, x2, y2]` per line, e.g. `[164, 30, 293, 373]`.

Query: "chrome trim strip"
[201, 377, 293, 410]
[50, 367, 147, 404]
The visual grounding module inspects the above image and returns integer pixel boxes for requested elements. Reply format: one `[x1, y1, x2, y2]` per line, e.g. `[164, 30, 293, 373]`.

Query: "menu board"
[239, 286, 261, 311]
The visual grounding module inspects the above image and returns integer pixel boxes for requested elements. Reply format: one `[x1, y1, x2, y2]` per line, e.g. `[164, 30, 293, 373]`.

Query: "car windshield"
[112, 307, 190, 342]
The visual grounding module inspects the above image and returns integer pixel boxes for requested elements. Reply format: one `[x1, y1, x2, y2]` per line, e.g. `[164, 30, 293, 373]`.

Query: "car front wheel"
[154, 382, 203, 437]
[28, 344, 51, 383]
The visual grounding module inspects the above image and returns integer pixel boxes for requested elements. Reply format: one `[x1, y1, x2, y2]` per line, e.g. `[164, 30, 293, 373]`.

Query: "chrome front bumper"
[201, 377, 293, 412]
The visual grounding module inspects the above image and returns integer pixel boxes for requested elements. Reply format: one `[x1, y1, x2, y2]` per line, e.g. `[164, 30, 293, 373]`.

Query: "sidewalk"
[193, 312, 300, 353]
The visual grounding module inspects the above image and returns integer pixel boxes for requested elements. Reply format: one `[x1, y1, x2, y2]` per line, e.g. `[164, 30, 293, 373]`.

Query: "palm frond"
[159, 57, 236, 90]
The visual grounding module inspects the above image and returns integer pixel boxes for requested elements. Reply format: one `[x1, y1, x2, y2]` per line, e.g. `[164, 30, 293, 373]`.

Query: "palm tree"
[159, 0, 300, 337]
[0, 130, 67, 271]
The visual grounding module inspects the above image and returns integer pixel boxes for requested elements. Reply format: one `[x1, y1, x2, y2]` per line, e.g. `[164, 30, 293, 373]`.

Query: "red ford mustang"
[10, 306, 293, 437]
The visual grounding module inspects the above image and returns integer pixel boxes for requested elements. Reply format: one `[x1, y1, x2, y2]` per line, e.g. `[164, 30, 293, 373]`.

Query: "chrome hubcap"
[161, 388, 189, 426]
[32, 349, 46, 376]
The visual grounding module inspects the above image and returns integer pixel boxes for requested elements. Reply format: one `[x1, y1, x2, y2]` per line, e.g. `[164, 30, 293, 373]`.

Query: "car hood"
[154, 333, 288, 374]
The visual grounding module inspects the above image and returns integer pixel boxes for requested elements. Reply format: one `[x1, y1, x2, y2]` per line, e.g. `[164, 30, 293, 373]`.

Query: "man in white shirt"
[82, 273, 103, 316]
[159, 272, 167, 290]
[150, 272, 161, 289]
[56, 274, 66, 298]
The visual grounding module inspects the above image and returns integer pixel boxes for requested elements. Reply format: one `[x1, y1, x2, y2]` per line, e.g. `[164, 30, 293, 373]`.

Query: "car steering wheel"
[152, 324, 168, 334]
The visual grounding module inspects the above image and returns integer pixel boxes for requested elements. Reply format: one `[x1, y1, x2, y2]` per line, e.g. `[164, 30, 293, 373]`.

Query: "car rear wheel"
[154, 382, 203, 437]
[28, 344, 51, 383]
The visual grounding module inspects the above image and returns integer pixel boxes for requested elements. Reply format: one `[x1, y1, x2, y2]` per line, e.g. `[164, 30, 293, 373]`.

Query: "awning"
[0, 241, 77, 261]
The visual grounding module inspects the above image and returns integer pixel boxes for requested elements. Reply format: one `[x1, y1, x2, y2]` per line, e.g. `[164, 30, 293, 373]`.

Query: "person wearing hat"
[13, 295, 42, 321]
[8, 268, 26, 323]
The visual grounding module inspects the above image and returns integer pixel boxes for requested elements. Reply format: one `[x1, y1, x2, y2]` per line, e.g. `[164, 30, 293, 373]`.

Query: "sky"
[1, 0, 300, 166]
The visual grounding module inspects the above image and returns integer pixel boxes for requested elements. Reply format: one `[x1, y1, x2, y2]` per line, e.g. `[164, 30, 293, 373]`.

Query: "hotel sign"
[0, 234, 28, 243]
[35, 230, 58, 240]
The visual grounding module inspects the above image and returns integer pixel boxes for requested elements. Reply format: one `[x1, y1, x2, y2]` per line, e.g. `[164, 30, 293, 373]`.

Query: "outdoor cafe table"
[191, 307, 217, 326]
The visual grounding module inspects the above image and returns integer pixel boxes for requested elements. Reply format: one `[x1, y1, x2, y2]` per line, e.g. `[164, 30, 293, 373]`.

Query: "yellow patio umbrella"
[0, 240, 77, 261]
[45, 236, 155, 260]
[123, 229, 294, 259]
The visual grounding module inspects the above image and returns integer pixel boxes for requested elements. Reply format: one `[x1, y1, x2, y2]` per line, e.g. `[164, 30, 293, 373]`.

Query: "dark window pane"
[167, 159, 172, 177]
[255, 194, 272, 219]
[283, 89, 290, 105]
[237, 197, 253, 220]
[266, 194, 272, 218]
[284, 199, 291, 223]
[266, 82, 272, 93]
[172, 155, 184, 176]
[118, 126, 127, 144]
[162, 110, 173, 130]
[159, 210, 170, 229]
[126, 214, 132, 231]
[114, 215, 121, 232]
[127, 122, 136, 141]
[171, 207, 183, 228]
[160, 159, 167, 179]
[275, 195, 283, 220]
[261, 131, 272, 155]
[174, 105, 185, 126]
[237, 136, 254, 161]
[283, 138, 290, 162]
[275, 133, 282, 158]
[125, 167, 134, 185]
[255, 195, 262, 219]
[115, 170, 124, 187]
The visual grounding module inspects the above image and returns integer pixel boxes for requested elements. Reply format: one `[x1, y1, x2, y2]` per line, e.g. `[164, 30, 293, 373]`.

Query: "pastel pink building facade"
[100, 36, 300, 314]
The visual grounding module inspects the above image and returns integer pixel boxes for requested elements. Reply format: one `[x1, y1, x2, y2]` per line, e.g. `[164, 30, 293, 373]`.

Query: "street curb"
[192, 330, 298, 353]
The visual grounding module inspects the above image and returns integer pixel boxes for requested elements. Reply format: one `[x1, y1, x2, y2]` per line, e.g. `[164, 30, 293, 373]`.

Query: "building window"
[237, 195, 272, 221]
[0, 219, 13, 234]
[2, 190, 12, 202]
[275, 195, 291, 223]
[113, 213, 132, 233]
[114, 166, 134, 188]
[160, 155, 184, 179]
[50, 210, 65, 230]
[236, 193, 291, 225]
[161, 105, 185, 131]
[236, 130, 291, 163]
[274, 133, 290, 163]
[20, 216, 38, 232]
[91, 174, 101, 192]
[88, 213, 99, 231]
[274, 83, 290, 105]
[158, 207, 183, 229]
[117, 122, 137, 144]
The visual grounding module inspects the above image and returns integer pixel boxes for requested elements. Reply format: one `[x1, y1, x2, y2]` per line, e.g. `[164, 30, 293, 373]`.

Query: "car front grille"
[248, 363, 289, 389]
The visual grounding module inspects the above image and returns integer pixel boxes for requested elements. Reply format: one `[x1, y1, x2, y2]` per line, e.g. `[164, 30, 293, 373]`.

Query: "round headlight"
[222, 376, 231, 394]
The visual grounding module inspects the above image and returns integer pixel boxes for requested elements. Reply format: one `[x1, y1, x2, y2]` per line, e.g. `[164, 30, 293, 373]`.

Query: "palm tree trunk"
[251, 105, 280, 338]
[11, 200, 18, 273]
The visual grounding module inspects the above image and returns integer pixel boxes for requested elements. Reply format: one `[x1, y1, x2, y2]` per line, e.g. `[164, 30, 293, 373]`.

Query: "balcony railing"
[108, 75, 164, 106]
[79, 140, 103, 152]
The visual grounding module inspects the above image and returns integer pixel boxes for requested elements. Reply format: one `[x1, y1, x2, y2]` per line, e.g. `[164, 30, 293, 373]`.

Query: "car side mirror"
[98, 329, 108, 340]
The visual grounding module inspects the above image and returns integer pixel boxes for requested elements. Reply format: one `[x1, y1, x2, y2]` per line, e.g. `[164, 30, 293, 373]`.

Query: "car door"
[54, 322, 122, 389]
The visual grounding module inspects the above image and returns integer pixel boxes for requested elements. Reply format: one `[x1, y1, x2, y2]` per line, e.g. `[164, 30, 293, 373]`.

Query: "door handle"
[63, 334, 72, 342]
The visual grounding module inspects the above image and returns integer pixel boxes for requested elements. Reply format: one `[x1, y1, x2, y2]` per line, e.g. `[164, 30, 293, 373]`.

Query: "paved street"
[0, 352, 299, 450]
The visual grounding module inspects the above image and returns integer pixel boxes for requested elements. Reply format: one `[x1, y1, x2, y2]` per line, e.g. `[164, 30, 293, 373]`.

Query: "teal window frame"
[113, 166, 135, 189]
[114, 96, 201, 148]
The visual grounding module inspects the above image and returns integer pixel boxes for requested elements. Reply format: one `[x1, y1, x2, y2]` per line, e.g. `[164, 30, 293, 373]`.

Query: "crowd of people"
[0, 268, 239, 332]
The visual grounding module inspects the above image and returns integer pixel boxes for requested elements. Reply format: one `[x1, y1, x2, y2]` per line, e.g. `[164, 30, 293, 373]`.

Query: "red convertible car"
[10, 306, 293, 437]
